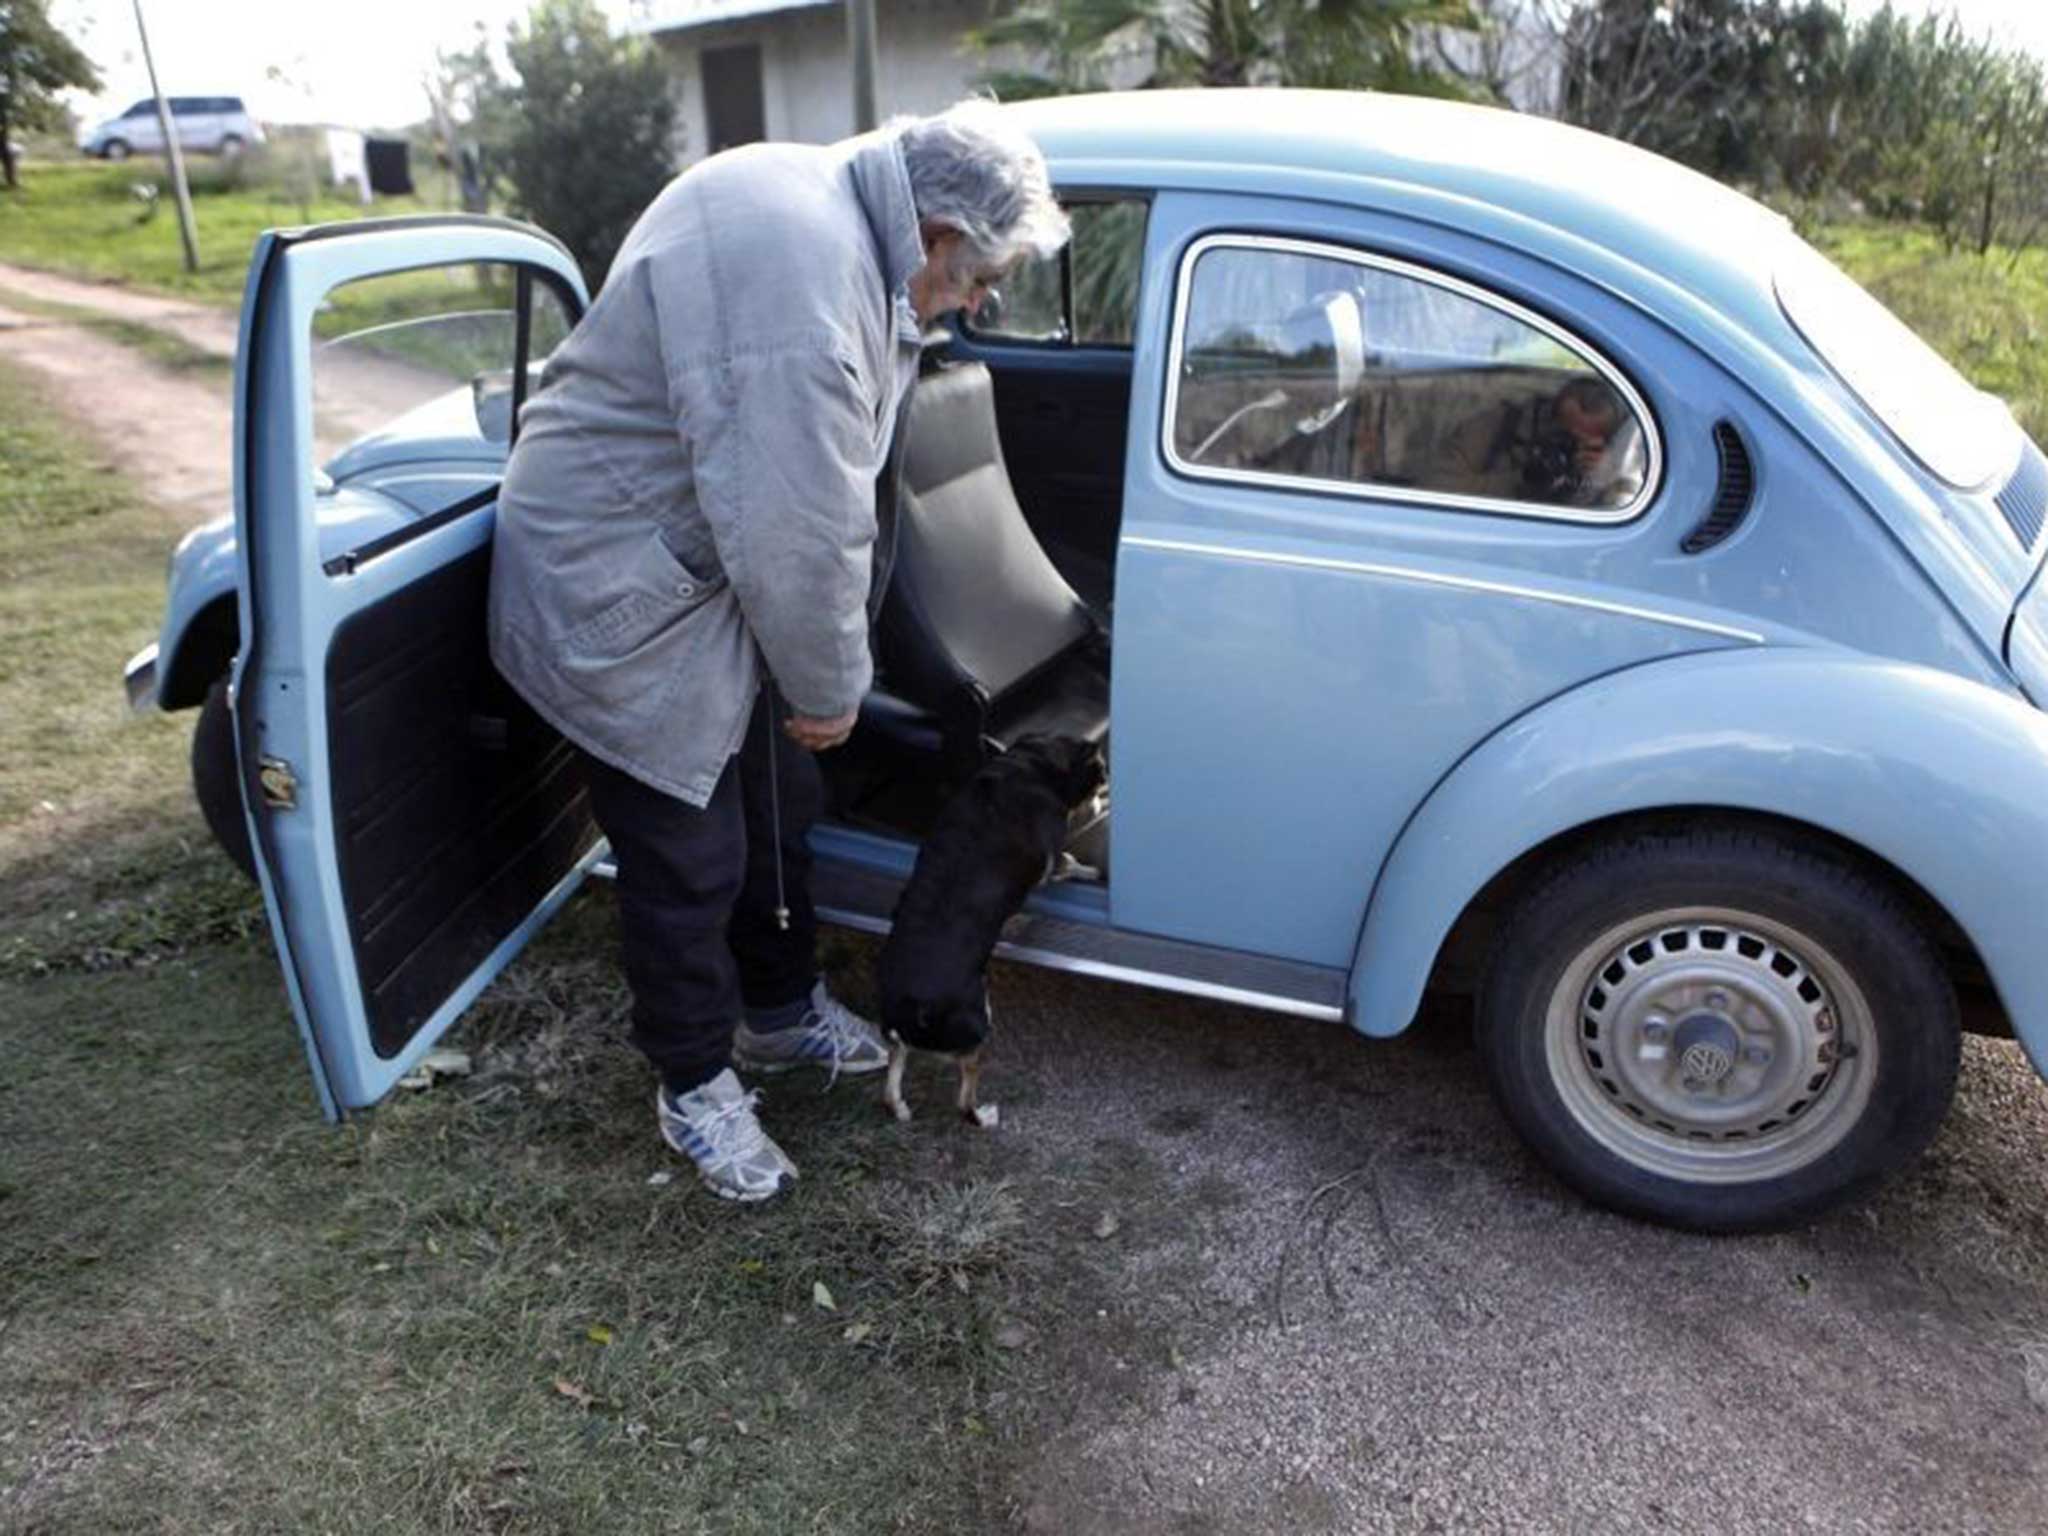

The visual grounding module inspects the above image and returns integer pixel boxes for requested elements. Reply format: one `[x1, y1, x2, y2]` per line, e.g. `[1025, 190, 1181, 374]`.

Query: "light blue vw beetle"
[125, 91, 2048, 1233]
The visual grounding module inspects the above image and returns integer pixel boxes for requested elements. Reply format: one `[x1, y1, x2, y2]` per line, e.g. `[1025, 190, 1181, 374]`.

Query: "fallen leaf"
[553, 1378, 594, 1408]
[843, 1321, 874, 1344]
[951, 1267, 970, 1294]
[993, 1320, 1032, 1350]
[737, 1258, 766, 1276]
[587, 1324, 614, 1346]
[813, 1280, 837, 1311]
[686, 1436, 710, 1456]
[1792, 1272, 1813, 1295]
[963, 1415, 987, 1435]
[1093, 1211, 1120, 1240]
[646, 1170, 674, 1187]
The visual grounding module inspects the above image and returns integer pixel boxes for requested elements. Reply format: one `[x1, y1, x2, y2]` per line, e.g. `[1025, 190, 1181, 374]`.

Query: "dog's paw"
[964, 1102, 999, 1129]
[1051, 852, 1101, 884]
[886, 1098, 914, 1124]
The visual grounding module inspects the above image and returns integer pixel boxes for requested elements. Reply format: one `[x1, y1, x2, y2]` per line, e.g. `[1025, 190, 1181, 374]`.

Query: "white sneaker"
[656, 1068, 797, 1203]
[731, 982, 890, 1081]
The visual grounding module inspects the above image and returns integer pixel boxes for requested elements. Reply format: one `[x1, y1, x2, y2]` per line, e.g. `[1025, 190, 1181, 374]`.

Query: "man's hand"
[784, 710, 857, 752]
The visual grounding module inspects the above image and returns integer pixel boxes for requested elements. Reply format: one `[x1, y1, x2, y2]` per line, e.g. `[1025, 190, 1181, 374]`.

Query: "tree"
[0, 0, 101, 190]
[972, 0, 1482, 101]
[488, 0, 678, 291]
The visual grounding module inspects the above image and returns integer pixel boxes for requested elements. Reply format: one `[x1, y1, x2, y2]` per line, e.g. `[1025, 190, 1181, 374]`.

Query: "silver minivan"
[78, 95, 263, 160]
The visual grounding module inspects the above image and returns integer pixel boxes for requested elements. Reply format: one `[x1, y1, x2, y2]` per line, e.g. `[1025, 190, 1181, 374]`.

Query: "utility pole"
[132, 0, 199, 274]
[846, 0, 879, 133]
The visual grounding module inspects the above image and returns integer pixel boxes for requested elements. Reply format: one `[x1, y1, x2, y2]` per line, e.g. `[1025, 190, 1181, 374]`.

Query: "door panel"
[233, 219, 596, 1117]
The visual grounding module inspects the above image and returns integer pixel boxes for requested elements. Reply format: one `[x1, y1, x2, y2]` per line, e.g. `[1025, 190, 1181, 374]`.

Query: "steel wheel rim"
[1543, 906, 1877, 1185]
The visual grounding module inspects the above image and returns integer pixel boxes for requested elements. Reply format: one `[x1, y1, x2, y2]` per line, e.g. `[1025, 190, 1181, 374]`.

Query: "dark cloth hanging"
[364, 137, 413, 197]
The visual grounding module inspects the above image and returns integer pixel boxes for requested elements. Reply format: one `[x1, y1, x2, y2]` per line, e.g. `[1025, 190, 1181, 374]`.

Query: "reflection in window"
[1171, 244, 1652, 514]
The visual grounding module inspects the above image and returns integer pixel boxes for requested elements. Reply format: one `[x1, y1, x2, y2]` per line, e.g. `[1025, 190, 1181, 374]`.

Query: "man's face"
[908, 225, 1010, 325]
[1557, 393, 1618, 451]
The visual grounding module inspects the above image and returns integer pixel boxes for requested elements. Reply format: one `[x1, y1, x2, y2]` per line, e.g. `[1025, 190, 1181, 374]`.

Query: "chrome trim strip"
[1125, 533, 1766, 643]
[1160, 231, 1664, 527]
[816, 904, 1348, 1022]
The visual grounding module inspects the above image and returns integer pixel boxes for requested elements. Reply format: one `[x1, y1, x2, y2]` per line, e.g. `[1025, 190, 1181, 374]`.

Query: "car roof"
[1004, 90, 1791, 339]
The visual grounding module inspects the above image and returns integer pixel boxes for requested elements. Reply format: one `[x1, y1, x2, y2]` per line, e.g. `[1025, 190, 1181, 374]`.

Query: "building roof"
[626, 0, 836, 35]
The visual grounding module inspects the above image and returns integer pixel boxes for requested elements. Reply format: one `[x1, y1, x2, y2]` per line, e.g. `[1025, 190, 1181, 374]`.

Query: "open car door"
[233, 217, 601, 1119]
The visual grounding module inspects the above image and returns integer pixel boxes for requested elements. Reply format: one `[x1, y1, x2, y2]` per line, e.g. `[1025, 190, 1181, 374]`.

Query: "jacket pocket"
[555, 531, 732, 714]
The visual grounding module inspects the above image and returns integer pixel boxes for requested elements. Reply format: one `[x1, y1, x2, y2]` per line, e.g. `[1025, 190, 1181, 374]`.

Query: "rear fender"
[1350, 648, 2048, 1078]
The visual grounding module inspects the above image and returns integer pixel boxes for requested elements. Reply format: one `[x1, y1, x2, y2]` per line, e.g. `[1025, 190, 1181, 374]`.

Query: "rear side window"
[966, 197, 1148, 348]
[1166, 235, 1659, 522]
[1776, 235, 2016, 489]
[218, 98, 246, 114]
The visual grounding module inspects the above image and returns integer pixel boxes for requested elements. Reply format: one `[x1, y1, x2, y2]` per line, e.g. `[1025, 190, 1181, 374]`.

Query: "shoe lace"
[804, 994, 870, 1090]
[691, 1089, 768, 1171]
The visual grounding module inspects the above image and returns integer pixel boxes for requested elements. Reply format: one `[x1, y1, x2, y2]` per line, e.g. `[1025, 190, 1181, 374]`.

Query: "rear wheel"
[102, 138, 130, 161]
[1477, 825, 1959, 1233]
[193, 678, 256, 881]
[219, 135, 244, 159]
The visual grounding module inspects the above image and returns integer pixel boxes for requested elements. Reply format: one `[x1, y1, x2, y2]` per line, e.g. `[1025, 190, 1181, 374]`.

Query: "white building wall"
[652, 0, 990, 164]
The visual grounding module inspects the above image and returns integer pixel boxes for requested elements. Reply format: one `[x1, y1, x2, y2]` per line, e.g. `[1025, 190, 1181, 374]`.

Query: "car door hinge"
[258, 756, 300, 810]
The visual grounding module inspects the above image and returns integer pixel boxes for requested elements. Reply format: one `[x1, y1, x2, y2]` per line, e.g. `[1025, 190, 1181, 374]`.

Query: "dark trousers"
[580, 693, 821, 1093]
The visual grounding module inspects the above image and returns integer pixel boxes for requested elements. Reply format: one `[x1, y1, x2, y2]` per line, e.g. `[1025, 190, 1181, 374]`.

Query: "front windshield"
[1776, 236, 2016, 490]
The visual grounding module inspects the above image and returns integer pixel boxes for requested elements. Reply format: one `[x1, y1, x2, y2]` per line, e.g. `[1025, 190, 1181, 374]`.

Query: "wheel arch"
[1350, 648, 2048, 1071]
[158, 591, 240, 710]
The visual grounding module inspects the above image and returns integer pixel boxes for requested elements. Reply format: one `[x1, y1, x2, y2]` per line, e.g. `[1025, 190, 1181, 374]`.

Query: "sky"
[50, 0, 2048, 137]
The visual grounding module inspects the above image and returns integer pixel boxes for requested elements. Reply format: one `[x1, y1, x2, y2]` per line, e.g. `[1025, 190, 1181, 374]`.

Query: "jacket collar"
[845, 129, 926, 305]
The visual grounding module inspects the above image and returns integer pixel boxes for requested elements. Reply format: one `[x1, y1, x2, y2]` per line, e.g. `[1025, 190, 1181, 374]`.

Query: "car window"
[124, 101, 151, 118]
[311, 263, 576, 482]
[219, 98, 245, 114]
[1775, 235, 2015, 489]
[966, 197, 1148, 348]
[1167, 235, 1658, 521]
[170, 98, 203, 115]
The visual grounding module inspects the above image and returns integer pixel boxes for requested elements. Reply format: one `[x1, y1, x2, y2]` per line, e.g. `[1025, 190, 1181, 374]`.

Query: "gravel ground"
[950, 961, 2048, 1533]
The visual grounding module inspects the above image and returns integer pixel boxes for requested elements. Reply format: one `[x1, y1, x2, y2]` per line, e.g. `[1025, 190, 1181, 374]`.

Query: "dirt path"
[0, 296, 232, 528]
[0, 261, 239, 360]
[0, 260, 485, 518]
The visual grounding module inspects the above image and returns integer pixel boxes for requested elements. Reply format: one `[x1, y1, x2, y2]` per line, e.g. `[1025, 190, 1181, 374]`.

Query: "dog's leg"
[956, 1046, 985, 1124]
[883, 1033, 912, 1123]
[1051, 851, 1101, 884]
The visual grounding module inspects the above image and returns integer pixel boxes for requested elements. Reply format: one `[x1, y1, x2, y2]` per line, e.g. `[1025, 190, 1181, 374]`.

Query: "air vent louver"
[1680, 421, 1754, 555]
[1995, 440, 2048, 551]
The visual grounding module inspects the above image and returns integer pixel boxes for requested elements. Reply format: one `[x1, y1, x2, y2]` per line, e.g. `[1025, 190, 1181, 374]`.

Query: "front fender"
[154, 487, 417, 708]
[1350, 647, 2048, 1079]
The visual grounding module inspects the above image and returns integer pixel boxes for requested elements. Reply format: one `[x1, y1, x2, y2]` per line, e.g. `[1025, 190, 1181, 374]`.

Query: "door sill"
[809, 857, 1348, 1023]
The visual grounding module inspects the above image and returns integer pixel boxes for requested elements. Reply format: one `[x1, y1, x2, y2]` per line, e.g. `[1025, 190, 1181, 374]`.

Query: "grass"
[0, 156, 433, 307]
[0, 350, 1127, 1530]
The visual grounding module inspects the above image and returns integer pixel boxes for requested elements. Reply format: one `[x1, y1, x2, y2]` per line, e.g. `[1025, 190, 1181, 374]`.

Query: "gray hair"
[895, 98, 1069, 282]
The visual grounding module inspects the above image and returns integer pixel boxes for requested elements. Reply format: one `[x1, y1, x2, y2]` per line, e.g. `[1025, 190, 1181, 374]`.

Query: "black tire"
[218, 135, 244, 158]
[193, 679, 257, 882]
[1477, 823, 1959, 1233]
[102, 139, 130, 161]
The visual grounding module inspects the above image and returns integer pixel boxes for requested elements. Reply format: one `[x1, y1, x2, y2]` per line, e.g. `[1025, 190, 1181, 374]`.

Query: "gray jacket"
[488, 131, 924, 805]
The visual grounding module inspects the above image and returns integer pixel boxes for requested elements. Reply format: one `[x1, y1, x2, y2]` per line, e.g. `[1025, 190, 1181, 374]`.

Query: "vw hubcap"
[1545, 908, 1877, 1184]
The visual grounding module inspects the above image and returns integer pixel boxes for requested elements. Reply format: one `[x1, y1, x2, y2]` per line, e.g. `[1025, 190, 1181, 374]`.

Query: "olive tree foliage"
[970, 0, 1484, 100]
[427, 0, 677, 291]
[0, 0, 100, 189]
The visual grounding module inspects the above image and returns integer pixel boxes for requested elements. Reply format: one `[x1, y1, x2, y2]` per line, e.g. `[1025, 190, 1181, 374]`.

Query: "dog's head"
[1004, 733, 1106, 808]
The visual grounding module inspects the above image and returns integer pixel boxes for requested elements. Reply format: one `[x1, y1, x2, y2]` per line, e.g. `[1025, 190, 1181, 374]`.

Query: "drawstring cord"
[764, 681, 791, 932]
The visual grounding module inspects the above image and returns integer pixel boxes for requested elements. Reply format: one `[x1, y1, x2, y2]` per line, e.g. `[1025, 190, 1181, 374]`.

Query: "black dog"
[876, 734, 1107, 1124]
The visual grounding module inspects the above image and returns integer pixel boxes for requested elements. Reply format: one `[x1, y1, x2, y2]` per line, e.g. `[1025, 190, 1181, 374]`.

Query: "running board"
[809, 859, 1348, 1023]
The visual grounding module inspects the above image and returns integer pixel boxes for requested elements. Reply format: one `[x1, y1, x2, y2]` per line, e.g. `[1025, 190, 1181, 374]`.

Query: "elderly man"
[489, 102, 1067, 1202]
